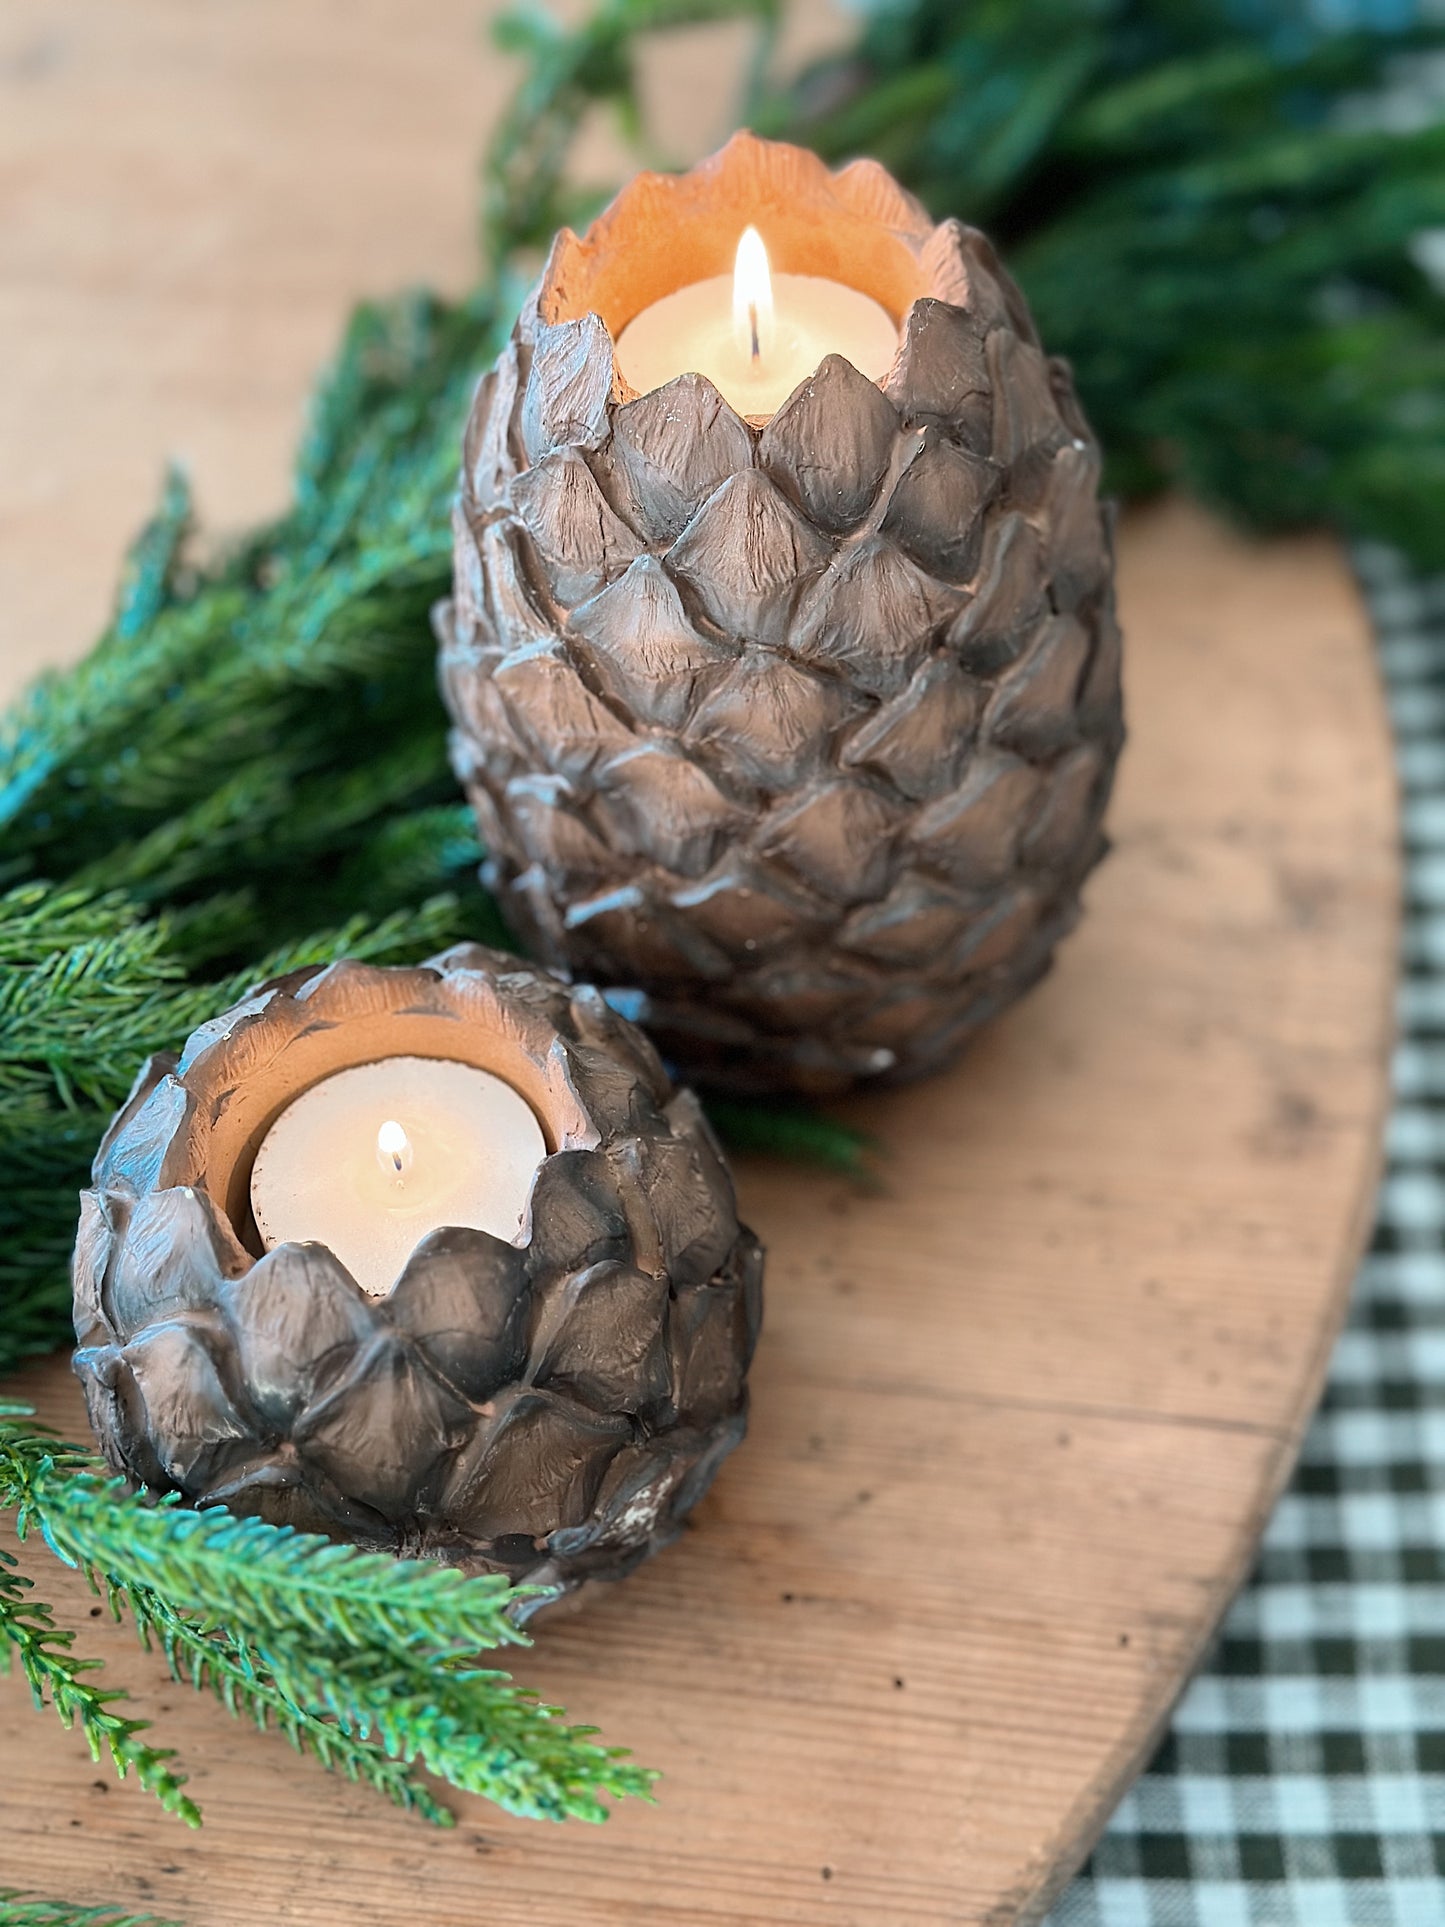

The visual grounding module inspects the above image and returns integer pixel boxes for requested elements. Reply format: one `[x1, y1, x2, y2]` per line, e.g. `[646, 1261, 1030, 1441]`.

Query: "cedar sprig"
[115, 1581, 452, 1825]
[0, 1894, 179, 1927]
[0, 1407, 656, 1826]
[0, 1549, 199, 1827]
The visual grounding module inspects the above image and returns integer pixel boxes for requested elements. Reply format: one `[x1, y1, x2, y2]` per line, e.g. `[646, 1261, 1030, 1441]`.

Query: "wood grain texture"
[0, 0, 842, 693]
[0, 5, 1399, 1922]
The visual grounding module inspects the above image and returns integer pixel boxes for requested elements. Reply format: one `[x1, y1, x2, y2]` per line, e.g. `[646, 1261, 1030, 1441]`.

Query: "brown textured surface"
[2, 502, 1398, 1922]
[441, 136, 1124, 1095]
[71, 947, 760, 1601]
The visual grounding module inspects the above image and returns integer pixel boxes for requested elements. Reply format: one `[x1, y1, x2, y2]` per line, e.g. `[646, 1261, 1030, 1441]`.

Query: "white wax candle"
[614, 225, 898, 418]
[249, 1056, 547, 1298]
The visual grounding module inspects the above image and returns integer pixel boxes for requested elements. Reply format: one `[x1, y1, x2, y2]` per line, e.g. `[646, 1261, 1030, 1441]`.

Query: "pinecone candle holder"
[71, 946, 762, 1608]
[438, 134, 1124, 1096]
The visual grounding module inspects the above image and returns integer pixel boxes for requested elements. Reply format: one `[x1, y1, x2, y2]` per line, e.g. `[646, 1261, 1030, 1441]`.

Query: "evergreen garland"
[0, 0, 1439, 1850]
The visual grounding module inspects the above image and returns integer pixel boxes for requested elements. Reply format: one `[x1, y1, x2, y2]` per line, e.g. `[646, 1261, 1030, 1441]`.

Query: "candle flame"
[732, 226, 774, 366]
[376, 1118, 413, 1179]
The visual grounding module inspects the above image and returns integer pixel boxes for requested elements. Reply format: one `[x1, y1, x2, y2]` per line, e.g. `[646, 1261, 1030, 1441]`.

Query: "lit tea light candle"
[249, 1056, 547, 1297]
[614, 224, 899, 418]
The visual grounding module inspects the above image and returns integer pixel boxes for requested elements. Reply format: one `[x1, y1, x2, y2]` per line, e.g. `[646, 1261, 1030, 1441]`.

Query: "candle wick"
[748, 301, 761, 364]
[376, 1118, 413, 1183]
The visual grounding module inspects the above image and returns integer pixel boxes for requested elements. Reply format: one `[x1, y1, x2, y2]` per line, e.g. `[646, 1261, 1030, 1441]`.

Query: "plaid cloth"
[1046, 547, 1445, 1926]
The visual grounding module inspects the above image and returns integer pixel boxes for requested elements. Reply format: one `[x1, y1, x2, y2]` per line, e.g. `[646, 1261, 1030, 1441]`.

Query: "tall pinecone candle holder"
[438, 134, 1124, 1096]
[72, 946, 761, 1611]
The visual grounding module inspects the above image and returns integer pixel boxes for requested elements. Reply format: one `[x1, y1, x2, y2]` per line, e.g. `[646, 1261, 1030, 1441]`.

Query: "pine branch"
[0, 1408, 656, 1827]
[112, 464, 194, 645]
[0, 1402, 446, 1821]
[334, 806, 497, 928]
[0, 1895, 179, 1927]
[5, 1469, 531, 1662]
[254, 1634, 655, 1824]
[0, 292, 502, 885]
[707, 1097, 874, 1175]
[0, 1550, 198, 1826]
[485, 0, 779, 263]
[111, 1555, 650, 1824]
[0, 1525, 444, 1829]
[113, 1580, 453, 1826]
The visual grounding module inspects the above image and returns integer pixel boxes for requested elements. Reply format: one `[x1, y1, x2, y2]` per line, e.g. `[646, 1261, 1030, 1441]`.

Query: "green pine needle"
[707, 1097, 874, 1176]
[0, 1895, 179, 1927]
[0, 1550, 199, 1827]
[8, 1474, 531, 1662]
[112, 1581, 456, 1826]
[0, 1408, 655, 1827]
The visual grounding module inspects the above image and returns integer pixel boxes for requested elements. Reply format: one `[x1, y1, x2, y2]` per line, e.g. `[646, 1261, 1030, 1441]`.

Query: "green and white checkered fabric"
[1047, 549, 1445, 1927]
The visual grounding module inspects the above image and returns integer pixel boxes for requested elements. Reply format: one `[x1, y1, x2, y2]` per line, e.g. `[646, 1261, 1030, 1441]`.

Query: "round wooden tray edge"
[1017, 618, 1404, 1925]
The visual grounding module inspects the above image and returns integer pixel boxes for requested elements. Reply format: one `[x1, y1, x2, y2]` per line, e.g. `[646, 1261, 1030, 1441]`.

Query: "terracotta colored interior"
[171, 1000, 599, 1257]
[539, 136, 935, 341]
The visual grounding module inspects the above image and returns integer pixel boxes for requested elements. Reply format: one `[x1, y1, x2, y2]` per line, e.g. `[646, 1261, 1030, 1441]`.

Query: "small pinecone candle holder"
[71, 945, 762, 1609]
[437, 133, 1124, 1096]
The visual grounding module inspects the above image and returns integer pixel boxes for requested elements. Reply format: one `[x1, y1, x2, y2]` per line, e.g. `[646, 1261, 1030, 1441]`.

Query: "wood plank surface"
[0, 0, 837, 691]
[0, 6, 1401, 1924]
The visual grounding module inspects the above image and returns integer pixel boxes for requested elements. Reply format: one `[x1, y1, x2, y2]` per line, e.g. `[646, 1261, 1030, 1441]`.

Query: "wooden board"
[0, 6, 1401, 1924]
[0, 508, 1401, 1924]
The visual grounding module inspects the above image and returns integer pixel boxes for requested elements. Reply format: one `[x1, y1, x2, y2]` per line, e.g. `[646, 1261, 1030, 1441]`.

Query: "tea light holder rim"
[105, 945, 670, 1270]
[531, 126, 1037, 416]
